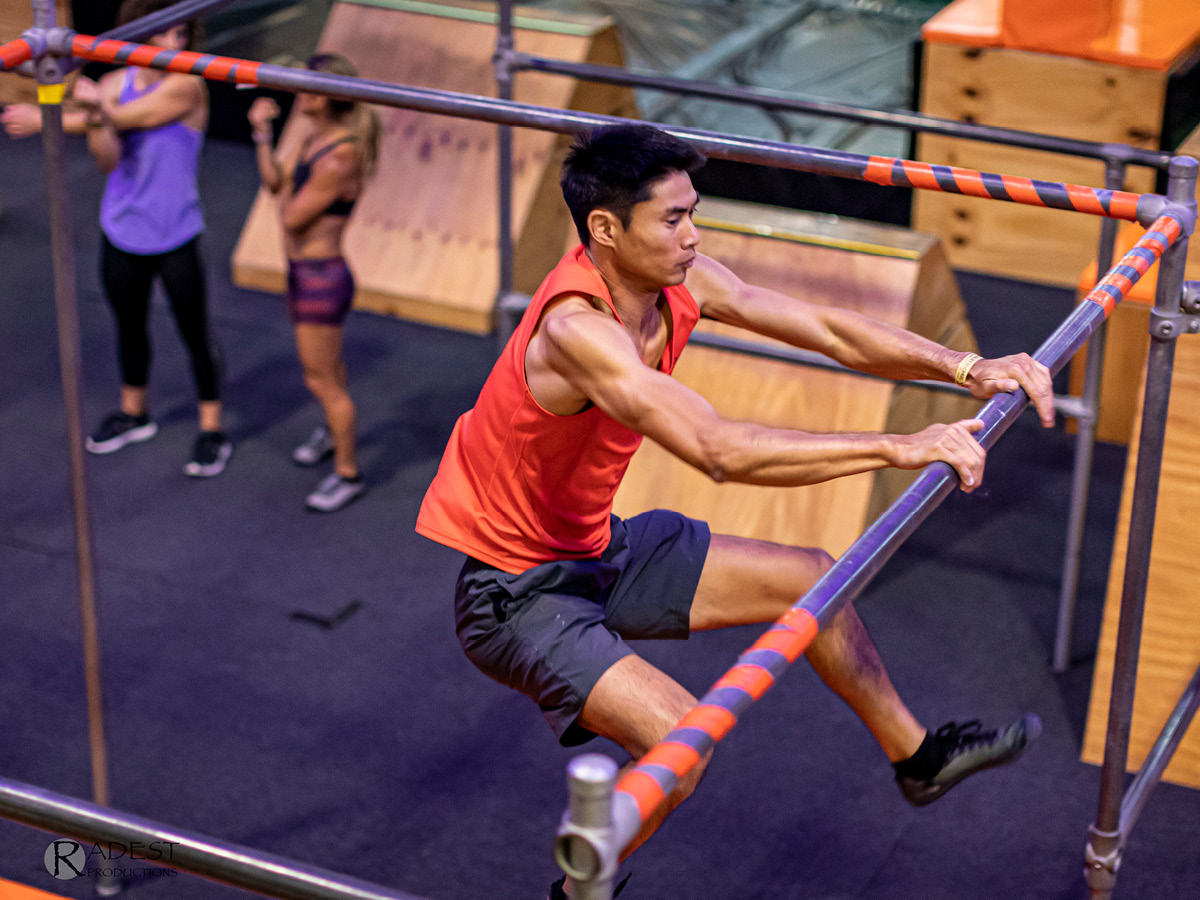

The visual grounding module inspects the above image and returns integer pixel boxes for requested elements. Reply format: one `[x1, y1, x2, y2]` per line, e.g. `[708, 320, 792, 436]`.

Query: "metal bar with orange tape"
[1080, 215, 1185, 318]
[863, 155, 1144, 222]
[0, 37, 33, 72]
[51, 34, 1168, 226]
[604, 210, 1188, 856]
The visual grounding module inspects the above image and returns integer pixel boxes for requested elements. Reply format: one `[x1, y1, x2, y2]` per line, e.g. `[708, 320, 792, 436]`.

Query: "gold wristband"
[954, 353, 983, 386]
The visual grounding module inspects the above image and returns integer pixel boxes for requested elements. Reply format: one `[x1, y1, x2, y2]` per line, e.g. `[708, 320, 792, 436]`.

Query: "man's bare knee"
[578, 655, 698, 759]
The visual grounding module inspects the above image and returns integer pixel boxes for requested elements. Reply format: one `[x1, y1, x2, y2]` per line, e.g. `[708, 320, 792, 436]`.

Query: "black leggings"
[100, 235, 222, 402]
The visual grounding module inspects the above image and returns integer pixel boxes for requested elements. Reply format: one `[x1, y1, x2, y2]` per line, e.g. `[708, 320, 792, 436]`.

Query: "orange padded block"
[924, 0, 1200, 70]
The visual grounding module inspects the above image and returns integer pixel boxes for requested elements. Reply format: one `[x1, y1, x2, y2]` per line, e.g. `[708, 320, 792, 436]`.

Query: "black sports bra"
[292, 136, 358, 218]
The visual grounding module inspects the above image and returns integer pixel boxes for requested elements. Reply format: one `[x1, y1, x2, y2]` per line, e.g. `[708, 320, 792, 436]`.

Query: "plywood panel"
[613, 199, 980, 557]
[1082, 335, 1200, 789]
[231, 0, 634, 334]
[914, 41, 1166, 286]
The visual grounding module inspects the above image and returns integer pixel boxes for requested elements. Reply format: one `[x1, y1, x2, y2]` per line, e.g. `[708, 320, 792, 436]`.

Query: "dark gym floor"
[1, 128, 1198, 900]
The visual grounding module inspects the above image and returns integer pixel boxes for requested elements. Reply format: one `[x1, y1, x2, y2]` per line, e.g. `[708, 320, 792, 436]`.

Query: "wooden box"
[231, 0, 635, 334]
[613, 199, 982, 558]
[913, 0, 1200, 287]
[1081, 327, 1200, 790]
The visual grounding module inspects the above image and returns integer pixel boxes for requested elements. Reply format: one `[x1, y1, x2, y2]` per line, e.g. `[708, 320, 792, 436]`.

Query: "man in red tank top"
[417, 124, 1055, 893]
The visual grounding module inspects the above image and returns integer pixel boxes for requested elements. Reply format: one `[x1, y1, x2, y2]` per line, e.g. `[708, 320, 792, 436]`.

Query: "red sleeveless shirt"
[416, 245, 702, 573]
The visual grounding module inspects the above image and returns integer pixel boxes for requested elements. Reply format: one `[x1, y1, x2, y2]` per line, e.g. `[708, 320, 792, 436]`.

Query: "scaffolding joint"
[492, 43, 517, 77]
[1181, 281, 1200, 315]
[1136, 198, 1195, 234]
[1084, 824, 1123, 893]
[554, 754, 620, 897]
[1148, 307, 1188, 341]
[1099, 142, 1138, 167]
[19, 26, 47, 59]
[43, 26, 77, 57]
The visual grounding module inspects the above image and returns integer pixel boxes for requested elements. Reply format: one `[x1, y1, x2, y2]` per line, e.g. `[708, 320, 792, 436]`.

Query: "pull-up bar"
[0, 29, 1177, 229]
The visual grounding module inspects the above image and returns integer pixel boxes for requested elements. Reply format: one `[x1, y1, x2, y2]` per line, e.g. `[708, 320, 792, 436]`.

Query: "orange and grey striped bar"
[864, 156, 1144, 221]
[1082, 215, 1184, 317]
[613, 606, 818, 829]
[50, 33, 1166, 225]
[0, 37, 33, 71]
[70, 35, 261, 85]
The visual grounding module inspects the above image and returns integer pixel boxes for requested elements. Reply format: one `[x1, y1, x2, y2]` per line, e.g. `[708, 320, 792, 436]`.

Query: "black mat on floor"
[1, 132, 1197, 900]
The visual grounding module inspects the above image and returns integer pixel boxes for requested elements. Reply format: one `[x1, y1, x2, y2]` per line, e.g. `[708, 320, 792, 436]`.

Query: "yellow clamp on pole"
[37, 82, 66, 105]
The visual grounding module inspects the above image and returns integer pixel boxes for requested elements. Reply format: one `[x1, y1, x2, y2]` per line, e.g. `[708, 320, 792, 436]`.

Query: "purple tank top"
[99, 70, 205, 254]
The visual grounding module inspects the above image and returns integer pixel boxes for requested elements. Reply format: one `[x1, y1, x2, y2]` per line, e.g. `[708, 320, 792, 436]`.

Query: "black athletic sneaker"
[85, 411, 158, 454]
[897, 714, 1041, 807]
[184, 430, 232, 478]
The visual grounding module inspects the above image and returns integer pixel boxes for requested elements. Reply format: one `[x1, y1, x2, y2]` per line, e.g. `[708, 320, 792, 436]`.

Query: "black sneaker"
[184, 430, 232, 478]
[897, 714, 1041, 807]
[85, 411, 158, 454]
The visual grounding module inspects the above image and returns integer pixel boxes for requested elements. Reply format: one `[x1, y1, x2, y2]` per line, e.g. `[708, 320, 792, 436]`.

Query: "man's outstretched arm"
[688, 254, 1056, 427]
[533, 299, 987, 490]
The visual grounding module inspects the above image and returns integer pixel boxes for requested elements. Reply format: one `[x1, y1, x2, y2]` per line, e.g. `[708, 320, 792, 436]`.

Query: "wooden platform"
[913, 41, 1161, 288]
[1081, 328, 1200, 790]
[913, 0, 1200, 287]
[231, 0, 634, 334]
[612, 199, 981, 558]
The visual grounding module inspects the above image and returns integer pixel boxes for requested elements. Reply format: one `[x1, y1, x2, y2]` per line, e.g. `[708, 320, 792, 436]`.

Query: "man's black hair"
[561, 123, 706, 246]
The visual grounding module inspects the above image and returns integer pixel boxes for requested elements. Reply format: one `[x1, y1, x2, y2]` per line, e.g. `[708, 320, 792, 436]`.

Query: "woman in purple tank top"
[248, 54, 380, 513]
[3, 0, 230, 477]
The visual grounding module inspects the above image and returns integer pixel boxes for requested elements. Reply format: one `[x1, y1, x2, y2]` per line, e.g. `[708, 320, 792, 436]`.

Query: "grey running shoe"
[292, 426, 335, 466]
[85, 411, 158, 454]
[184, 430, 232, 478]
[897, 714, 1041, 807]
[305, 472, 366, 512]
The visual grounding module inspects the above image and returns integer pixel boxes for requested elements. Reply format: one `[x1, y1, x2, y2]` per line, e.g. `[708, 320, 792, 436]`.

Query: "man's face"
[610, 170, 700, 288]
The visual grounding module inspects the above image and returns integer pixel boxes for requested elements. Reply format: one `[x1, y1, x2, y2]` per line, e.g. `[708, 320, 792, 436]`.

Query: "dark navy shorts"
[454, 510, 711, 746]
[286, 256, 354, 326]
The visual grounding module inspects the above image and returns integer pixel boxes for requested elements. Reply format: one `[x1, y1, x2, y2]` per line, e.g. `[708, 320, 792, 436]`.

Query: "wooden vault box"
[613, 198, 982, 558]
[231, 0, 634, 334]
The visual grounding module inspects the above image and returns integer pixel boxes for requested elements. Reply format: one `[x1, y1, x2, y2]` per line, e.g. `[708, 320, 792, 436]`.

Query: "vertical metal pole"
[1085, 156, 1196, 900]
[494, 0, 515, 343]
[555, 755, 617, 900]
[1053, 158, 1125, 673]
[31, 1, 118, 894]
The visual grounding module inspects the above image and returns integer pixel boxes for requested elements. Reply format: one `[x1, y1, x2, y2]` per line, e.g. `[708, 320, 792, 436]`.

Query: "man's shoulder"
[535, 295, 622, 361]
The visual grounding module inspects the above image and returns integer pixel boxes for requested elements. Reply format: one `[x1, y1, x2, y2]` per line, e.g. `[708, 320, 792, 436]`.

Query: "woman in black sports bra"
[249, 53, 381, 513]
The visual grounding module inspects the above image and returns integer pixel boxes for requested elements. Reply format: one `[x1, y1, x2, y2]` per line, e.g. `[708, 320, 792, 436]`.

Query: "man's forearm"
[702, 420, 897, 487]
[817, 309, 972, 383]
